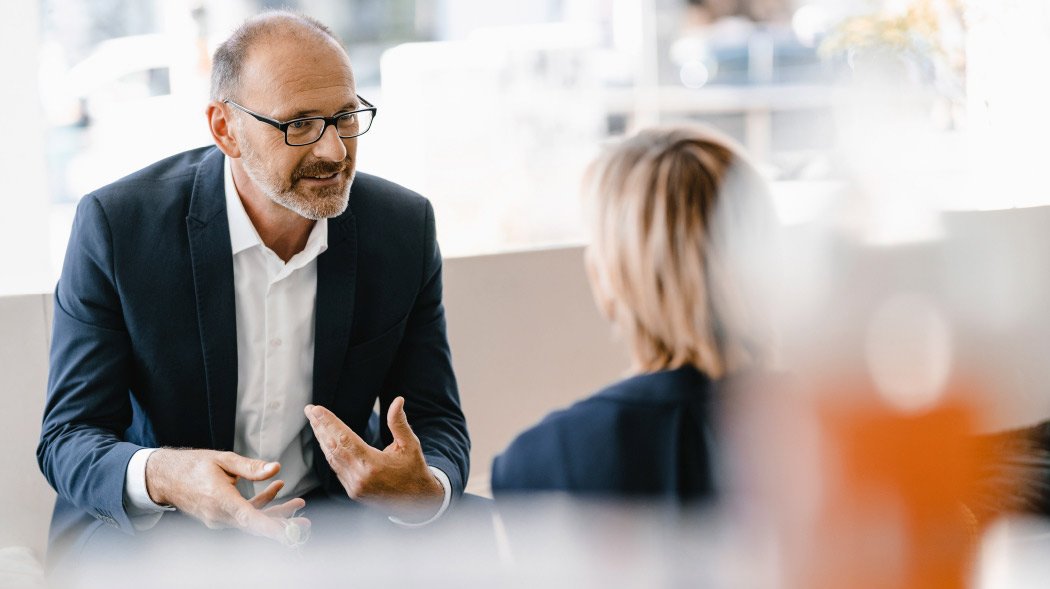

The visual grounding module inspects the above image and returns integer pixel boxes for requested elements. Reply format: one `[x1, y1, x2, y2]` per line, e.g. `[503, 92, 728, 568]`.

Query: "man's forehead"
[240, 37, 356, 114]
[244, 33, 353, 79]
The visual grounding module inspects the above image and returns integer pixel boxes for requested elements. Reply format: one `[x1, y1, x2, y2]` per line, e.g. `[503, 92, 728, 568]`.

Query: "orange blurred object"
[805, 391, 983, 589]
[726, 377, 1015, 589]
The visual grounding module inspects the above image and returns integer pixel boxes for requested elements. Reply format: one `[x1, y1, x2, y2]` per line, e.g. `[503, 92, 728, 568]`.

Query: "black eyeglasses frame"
[223, 95, 377, 146]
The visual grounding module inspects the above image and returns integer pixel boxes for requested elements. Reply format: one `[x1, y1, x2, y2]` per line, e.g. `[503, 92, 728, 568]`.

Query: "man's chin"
[266, 186, 347, 220]
[316, 196, 350, 219]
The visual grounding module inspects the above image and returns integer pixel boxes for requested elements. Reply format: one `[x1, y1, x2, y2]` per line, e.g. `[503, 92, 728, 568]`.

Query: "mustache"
[293, 158, 351, 180]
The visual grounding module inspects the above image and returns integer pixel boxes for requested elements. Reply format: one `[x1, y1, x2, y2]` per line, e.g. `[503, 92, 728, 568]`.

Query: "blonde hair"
[583, 125, 777, 378]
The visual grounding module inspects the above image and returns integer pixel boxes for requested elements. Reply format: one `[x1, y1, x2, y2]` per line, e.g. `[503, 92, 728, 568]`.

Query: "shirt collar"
[223, 155, 329, 261]
[224, 156, 264, 256]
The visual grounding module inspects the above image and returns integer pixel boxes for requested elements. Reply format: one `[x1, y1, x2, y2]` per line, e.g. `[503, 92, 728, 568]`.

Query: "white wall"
[0, 295, 55, 557]
[444, 246, 629, 494]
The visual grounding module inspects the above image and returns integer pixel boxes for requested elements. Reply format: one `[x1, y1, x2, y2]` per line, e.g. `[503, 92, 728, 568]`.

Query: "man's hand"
[305, 396, 444, 521]
[145, 448, 309, 543]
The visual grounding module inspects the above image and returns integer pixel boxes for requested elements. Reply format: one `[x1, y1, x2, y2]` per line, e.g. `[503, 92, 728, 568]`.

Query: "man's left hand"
[305, 396, 444, 522]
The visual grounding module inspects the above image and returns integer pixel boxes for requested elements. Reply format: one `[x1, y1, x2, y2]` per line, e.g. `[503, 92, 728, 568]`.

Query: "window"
[5, 0, 1031, 294]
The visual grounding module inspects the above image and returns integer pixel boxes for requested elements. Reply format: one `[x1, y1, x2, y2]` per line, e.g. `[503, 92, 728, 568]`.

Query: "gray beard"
[259, 169, 354, 221]
[240, 146, 353, 220]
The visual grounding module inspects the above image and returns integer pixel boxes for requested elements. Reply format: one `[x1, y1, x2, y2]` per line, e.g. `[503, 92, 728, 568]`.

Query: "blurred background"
[7, 0, 1041, 293]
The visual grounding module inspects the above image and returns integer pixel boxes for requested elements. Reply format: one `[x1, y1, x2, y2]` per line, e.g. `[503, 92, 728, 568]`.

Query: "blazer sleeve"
[491, 422, 568, 494]
[379, 199, 470, 497]
[37, 194, 143, 534]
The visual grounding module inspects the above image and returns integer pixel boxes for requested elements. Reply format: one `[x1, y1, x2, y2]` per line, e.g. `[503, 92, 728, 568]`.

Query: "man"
[37, 11, 469, 565]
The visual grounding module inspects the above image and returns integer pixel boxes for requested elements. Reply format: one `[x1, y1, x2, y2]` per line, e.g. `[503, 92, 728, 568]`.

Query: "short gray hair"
[210, 11, 340, 102]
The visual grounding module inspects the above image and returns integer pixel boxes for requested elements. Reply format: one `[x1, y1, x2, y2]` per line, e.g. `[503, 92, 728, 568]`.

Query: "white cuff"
[388, 466, 452, 528]
[123, 448, 175, 531]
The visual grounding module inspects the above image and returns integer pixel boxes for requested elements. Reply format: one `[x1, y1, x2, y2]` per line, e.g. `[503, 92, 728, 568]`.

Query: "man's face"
[232, 36, 359, 220]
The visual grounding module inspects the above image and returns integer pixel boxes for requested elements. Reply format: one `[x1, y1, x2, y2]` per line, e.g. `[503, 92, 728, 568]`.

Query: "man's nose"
[311, 123, 348, 162]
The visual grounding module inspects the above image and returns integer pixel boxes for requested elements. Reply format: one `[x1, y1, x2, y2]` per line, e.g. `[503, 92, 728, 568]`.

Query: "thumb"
[386, 396, 419, 448]
[217, 452, 280, 481]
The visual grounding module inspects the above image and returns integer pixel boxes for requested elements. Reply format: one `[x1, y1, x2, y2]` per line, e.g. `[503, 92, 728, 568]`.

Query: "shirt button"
[270, 338, 282, 348]
[268, 400, 281, 410]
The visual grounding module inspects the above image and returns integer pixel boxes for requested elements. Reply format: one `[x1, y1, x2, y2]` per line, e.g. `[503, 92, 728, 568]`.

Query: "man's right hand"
[145, 448, 308, 543]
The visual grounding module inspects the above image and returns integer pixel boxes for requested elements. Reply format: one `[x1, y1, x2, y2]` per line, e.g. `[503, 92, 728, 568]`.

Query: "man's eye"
[290, 120, 308, 129]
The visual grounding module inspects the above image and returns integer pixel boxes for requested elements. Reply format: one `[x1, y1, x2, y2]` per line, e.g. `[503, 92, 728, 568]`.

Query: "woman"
[490, 125, 779, 500]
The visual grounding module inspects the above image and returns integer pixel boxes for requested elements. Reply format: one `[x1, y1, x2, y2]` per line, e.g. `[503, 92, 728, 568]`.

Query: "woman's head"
[583, 124, 777, 378]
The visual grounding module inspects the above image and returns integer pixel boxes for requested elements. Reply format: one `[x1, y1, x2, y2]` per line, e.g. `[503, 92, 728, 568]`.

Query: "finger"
[281, 516, 313, 546]
[248, 480, 284, 509]
[289, 516, 311, 534]
[221, 493, 287, 543]
[215, 452, 280, 482]
[305, 404, 370, 459]
[386, 396, 420, 449]
[263, 497, 305, 519]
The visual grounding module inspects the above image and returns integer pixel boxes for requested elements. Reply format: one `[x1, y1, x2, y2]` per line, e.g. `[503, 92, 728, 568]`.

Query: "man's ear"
[207, 101, 241, 158]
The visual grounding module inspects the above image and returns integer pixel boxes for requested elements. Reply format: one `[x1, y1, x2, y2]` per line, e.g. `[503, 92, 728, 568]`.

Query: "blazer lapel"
[312, 209, 358, 410]
[185, 148, 239, 451]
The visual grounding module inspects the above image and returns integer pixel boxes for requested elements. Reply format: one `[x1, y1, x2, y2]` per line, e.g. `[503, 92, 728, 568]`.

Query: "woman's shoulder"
[490, 367, 791, 495]
[490, 367, 717, 492]
[589, 366, 716, 406]
[514, 367, 786, 436]
[511, 367, 719, 438]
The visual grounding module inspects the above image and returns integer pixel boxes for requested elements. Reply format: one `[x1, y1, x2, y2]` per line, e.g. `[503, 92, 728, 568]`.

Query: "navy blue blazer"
[37, 146, 470, 556]
[490, 366, 716, 500]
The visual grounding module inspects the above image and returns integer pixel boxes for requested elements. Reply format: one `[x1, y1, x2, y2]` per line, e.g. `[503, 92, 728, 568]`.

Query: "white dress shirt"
[224, 157, 327, 502]
[123, 156, 450, 528]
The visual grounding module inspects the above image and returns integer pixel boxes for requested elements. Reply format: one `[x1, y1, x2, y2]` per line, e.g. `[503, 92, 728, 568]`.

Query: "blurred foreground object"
[726, 378, 1017, 589]
[971, 421, 1050, 521]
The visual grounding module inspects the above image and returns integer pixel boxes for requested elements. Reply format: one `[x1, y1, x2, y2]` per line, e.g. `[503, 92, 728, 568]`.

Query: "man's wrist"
[126, 448, 175, 513]
[143, 448, 176, 509]
[389, 466, 452, 528]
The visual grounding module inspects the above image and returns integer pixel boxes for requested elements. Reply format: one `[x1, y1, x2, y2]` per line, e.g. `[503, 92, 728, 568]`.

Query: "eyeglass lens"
[286, 111, 374, 145]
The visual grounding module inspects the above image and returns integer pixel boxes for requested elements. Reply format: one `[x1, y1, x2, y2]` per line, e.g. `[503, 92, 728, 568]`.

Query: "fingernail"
[264, 462, 279, 471]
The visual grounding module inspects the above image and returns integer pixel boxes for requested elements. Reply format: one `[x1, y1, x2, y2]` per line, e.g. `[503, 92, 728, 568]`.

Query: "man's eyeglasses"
[224, 96, 377, 146]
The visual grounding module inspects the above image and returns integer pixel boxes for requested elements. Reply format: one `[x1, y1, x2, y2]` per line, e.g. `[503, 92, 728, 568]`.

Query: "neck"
[231, 161, 314, 262]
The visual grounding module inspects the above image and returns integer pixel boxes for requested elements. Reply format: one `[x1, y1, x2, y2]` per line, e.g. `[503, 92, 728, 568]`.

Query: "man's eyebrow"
[282, 102, 360, 120]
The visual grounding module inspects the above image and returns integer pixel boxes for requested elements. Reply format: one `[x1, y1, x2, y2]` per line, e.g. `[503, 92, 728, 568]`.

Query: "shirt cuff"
[388, 466, 452, 528]
[123, 448, 175, 531]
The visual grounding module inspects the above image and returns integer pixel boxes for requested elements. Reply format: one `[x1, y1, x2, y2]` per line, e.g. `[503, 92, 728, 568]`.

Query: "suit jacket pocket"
[345, 312, 410, 366]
